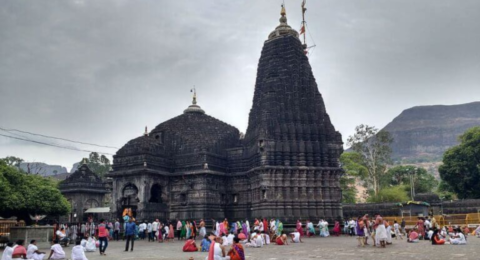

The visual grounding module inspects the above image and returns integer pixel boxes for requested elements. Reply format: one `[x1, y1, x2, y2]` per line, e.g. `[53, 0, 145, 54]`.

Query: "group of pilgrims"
[3, 213, 480, 260]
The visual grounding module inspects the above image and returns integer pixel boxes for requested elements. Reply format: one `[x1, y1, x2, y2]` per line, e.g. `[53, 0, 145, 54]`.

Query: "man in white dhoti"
[1, 242, 14, 260]
[374, 215, 387, 248]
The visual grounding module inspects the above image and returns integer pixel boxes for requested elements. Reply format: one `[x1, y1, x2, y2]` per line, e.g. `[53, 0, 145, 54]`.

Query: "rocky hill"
[382, 102, 480, 163]
[18, 162, 68, 176]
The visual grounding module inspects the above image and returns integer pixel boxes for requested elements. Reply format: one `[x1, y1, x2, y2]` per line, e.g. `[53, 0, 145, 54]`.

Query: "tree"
[347, 125, 393, 196]
[439, 127, 480, 199]
[0, 160, 70, 222]
[367, 185, 409, 203]
[382, 165, 439, 199]
[340, 152, 368, 203]
[76, 152, 111, 178]
[0, 156, 24, 167]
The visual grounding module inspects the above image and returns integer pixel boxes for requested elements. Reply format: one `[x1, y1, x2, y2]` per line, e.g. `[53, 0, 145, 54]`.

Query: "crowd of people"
[2, 214, 479, 260]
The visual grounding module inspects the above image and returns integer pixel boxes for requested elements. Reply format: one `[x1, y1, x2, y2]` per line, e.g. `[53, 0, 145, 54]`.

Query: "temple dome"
[149, 110, 240, 155]
[116, 134, 161, 157]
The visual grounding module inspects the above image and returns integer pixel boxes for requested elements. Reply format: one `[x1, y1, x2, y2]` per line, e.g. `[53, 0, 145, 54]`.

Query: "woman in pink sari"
[296, 220, 304, 237]
[416, 217, 425, 239]
[332, 221, 341, 236]
[168, 224, 175, 240]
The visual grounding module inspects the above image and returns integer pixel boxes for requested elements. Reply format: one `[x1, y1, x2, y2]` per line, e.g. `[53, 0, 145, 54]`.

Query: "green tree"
[439, 127, 480, 199]
[77, 152, 111, 178]
[0, 156, 24, 167]
[382, 165, 439, 199]
[367, 185, 409, 203]
[347, 124, 393, 196]
[340, 152, 368, 203]
[0, 160, 70, 222]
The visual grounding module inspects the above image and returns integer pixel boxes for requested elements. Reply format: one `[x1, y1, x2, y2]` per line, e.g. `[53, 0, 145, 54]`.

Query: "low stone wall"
[343, 203, 399, 219]
[9, 226, 53, 247]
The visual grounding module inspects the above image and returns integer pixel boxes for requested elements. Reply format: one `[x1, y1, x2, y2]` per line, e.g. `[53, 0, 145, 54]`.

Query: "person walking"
[124, 218, 136, 252]
[114, 219, 120, 241]
[98, 219, 109, 256]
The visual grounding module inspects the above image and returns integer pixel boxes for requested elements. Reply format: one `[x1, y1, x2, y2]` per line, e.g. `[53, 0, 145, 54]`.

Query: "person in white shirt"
[47, 240, 66, 260]
[450, 229, 467, 245]
[290, 231, 302, 243]
[55, 228, 69, 247]
[226, 232, 235, 246]
[258, 221, 264, 233]
[27, 240, 45, 260]
[80, 236, 88, 251]
[71, 240, 88, 260]
[204, 237, 230, 260]
[164, 225, 169, 241]
[1, 242, 14, 260]
[139, 222, 146, 240]
[393, 221, 403, 240]
[147, 222, 153, 241]
[85, 235, 96, 252]
[152, 220, 160, 241]
[245, 219, 250, 234]
[427, 229, 434, 240]
[245, 234, 263, 248]
[221, 235, 229, 246]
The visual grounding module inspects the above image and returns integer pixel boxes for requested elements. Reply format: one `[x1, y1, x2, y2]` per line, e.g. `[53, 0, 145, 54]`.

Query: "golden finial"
[82, 158, 88, 165]
[281, 4, 286, 17]
[191, 86, 197, 105]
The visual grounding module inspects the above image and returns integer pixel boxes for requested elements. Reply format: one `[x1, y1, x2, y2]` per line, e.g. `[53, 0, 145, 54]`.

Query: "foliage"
[0, 156, 24, 167]
[0, 160, 70, 221]
[439, 127, 480, 199]
[366, 185, 409, 203]
[381, 165, 439, 198]
[77, 152, 111, 178]
[347, 124, 393, 196]
[340, 152, 369, 203]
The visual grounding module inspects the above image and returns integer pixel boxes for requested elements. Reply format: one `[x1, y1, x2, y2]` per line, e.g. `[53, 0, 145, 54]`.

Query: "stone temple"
[108, 7, 343, 222]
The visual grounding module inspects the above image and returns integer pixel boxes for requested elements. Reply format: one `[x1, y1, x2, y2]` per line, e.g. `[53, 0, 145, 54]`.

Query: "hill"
[382, 102, 480, 163]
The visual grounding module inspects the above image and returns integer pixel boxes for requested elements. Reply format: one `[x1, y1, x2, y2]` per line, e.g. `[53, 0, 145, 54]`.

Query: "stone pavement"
[22, 235, 480, 260]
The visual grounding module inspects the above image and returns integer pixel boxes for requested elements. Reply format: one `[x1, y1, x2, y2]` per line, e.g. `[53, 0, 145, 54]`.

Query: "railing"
[382, 213, 480, 228]
[0, 220, 25, 236]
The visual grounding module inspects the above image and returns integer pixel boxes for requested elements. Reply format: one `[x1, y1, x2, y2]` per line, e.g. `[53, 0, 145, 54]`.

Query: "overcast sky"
[1, 0, 479, 170]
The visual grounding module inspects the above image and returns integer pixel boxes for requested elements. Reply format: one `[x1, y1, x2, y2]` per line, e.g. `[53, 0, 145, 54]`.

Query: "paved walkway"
[19, 235, 480, 260]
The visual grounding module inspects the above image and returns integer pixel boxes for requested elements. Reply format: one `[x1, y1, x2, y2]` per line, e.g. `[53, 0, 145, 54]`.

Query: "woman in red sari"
[332, 221, 341, 236]
[182, 236, 198, 252]
[228, 237, 245, 260]
[296, 220, 304, 237]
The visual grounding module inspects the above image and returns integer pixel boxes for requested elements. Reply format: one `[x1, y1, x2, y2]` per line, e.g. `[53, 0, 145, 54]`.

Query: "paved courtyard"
[17, 235, 480, 260]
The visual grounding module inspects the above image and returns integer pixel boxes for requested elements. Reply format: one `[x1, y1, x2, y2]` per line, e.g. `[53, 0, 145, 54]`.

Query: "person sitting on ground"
[450, 228, 467, 245]
[183, 236, 198, 252]
[407, 229, 419, 243]
[290, 231, 302, 243]
[85, 235, 96, 252]
[55, 228, 69, 247]
[27, 240, 46, 260]
[427, 229, 434, 240]
[431, 229, 445, 245]
[47, 239, 66, 260]
[80, 236, 87, 251]
[263, 231, 270, 245]
[71, 240, 88, 260]
[205, 235, 230, 260]
[1, 242, 14, 260]
[226, 232, 235, 246]
[227, 237, 245, 260]
[201, 235, 212, 252]
[474, 225, 480, 238]
[11, 240, 28, 260]
[245, 234, 263, 248]
[275, 234, 288, 245]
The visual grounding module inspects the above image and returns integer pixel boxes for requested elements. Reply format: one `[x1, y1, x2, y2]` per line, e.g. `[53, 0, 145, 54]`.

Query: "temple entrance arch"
[149, 184, 163, 203]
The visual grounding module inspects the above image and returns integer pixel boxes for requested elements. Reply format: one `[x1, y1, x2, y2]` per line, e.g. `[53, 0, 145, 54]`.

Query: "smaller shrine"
[59, 160, 110, 222]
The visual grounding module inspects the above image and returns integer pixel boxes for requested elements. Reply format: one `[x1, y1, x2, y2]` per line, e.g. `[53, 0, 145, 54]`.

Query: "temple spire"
[191, 86, 197, 105]
[144, 126, 148, 136]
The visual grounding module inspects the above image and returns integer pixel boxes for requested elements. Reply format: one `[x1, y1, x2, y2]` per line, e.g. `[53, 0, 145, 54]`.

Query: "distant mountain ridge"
[18, 162, 68, 176]
[382, 101, 480, 162]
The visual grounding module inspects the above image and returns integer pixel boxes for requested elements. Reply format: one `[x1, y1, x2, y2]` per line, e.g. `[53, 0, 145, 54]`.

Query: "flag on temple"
[299, 25, 305, 35]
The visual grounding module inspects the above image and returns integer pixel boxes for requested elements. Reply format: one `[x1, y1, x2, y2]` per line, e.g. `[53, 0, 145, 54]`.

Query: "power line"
[0, 133, 115, 156]
[0, 127, 119, 149]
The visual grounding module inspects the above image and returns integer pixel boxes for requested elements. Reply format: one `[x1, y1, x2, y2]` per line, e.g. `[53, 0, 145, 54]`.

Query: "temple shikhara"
[108, 6, 344, 222]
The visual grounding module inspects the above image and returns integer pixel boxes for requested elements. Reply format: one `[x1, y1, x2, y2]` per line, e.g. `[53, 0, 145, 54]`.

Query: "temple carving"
[108, 6, 343, 222]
